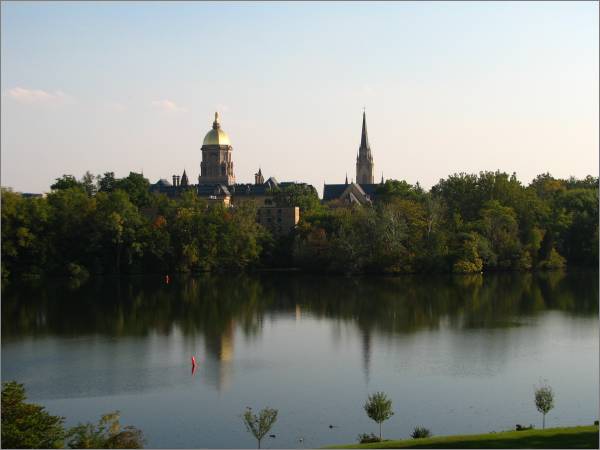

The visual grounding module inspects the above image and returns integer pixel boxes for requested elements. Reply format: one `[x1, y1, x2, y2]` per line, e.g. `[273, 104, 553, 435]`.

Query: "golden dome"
[202, 112, 231, 146]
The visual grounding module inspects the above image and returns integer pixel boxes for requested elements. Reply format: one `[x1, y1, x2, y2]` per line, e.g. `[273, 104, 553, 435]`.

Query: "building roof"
[323, 184, 348, 201]
[202, 112, 231, 146]
[323, 182, 381, 201]
[197, 183, 231, 197]
[228, 183, 274, 196]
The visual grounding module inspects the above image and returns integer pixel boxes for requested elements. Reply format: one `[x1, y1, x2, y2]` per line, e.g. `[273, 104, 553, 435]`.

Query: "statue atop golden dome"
[203, 111, 231, 146]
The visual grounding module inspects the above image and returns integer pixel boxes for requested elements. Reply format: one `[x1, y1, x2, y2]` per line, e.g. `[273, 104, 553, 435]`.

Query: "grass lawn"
[325, 425, 599, 449]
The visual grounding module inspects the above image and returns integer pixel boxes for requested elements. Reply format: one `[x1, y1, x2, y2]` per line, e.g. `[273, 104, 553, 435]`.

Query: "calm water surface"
[2, 271, 598, 448]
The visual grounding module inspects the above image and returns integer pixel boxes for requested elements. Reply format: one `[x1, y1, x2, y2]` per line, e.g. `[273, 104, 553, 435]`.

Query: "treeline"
[295, 172, 598, 273]
[1, 172, 268, 279]
[1, 171, 598, 278]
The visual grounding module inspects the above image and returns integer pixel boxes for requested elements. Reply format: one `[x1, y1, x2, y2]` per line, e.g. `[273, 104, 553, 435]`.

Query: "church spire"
[356, 110, 374, 184]
[213, 111, 220, 130]
[181, 169, 189, 187]
[345, 173, 348, 185]
[360, 110, 370, 150]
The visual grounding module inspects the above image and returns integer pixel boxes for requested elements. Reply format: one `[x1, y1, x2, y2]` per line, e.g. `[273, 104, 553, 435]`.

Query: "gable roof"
[323, 183, 381, 202]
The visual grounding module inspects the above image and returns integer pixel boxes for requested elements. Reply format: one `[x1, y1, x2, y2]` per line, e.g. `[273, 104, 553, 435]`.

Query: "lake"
[2, 271, 598, 448]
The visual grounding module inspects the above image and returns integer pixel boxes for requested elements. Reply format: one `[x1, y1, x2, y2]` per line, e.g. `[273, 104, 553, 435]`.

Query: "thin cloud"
[152, 99, 187, 113]
[5, 87, 71, 104]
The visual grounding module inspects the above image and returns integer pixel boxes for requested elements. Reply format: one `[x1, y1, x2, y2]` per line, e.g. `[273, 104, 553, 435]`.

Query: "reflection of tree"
[361, 329, 371, 384]
[2, 271, 597, 370]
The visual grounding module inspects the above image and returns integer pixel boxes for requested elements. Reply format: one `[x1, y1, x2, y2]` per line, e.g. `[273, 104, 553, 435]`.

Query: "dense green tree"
[98, 172, 117, 193]
[81, 171, 98, 197]
[273, 183, 321, 214]
[114, 172, 151, 208]
[376, 179, 424, 203]
[50, 174, 84, 191]
[476, 200, 521, 269]
[1, 381, 66, 448]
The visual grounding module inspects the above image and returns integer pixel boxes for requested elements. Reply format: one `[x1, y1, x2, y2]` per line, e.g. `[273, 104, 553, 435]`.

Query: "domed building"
[149, 111, 311, 234]
[199, 112, 235, 185]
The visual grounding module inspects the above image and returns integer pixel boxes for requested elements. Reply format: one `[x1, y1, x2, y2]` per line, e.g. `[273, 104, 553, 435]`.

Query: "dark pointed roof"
[360, 111, 370, 149]
[181, 169, 189, 186]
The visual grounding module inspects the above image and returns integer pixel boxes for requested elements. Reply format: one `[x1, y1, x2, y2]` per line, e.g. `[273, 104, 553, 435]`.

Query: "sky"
[1, 1, 598, 195]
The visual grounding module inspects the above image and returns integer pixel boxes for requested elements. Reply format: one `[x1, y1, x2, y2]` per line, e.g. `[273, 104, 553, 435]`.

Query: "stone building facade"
[257, 206, 300, 236]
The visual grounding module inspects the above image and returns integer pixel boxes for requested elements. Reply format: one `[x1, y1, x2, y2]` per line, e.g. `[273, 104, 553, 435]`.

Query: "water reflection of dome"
[203, 320, 235, 391]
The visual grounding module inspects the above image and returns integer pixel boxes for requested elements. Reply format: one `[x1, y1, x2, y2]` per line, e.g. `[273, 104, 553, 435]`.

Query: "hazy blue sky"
[1, 1, 598, 194]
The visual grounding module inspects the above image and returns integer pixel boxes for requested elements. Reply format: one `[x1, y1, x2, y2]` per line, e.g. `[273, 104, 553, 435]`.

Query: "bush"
[357, 433, 381, 444]
[411, 426, 431, 439]
[1, 381, 65, 448]
[66, 411, 144, 448]
[515, 424, 534, 431]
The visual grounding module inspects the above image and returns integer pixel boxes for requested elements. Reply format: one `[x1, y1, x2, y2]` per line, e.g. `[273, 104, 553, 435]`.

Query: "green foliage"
[1, 382, 144, 449]
[242, 407, 278, 449]
[411, 426, 432, 439]
[51, 175, 84, 191]
[293, 172, 596, 274]
[2, 171, 597, 278]
[1, 381, 65, 448]
[66, 411, 144, 448]
[534, 383, 555, 429]
[376, 180, 424, 203]
[273, 183, 321, 214]
[364, 391, 394, 440]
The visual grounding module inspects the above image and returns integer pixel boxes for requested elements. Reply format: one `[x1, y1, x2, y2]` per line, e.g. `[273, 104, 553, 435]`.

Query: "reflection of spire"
[361, 328, 372, 385]
[295, 304, 302, 321]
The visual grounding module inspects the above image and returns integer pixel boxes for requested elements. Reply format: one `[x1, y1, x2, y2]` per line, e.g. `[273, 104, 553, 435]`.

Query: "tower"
[254, 167, 264, 185]
[180, 169, 189, 187]
[356, 111, 374, 184]
[199, 112, 235, 185]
